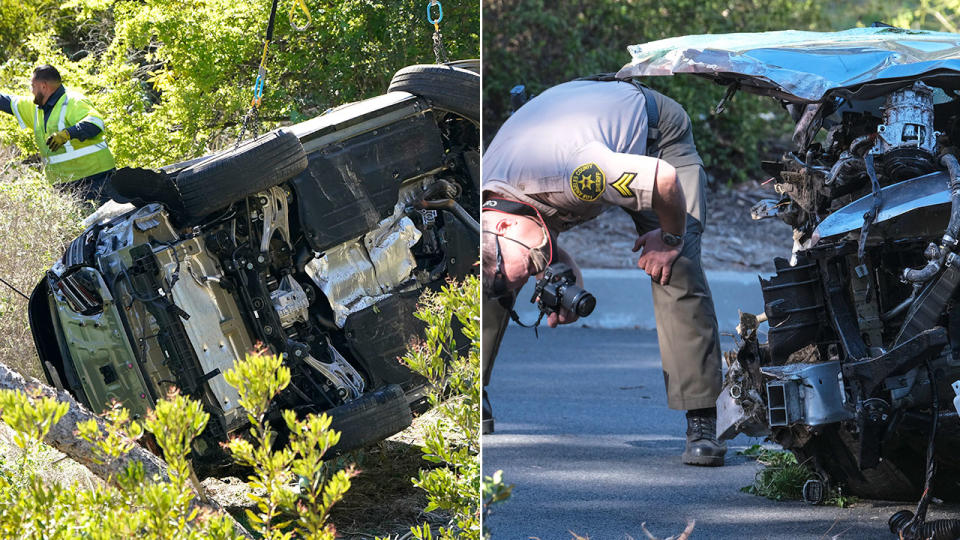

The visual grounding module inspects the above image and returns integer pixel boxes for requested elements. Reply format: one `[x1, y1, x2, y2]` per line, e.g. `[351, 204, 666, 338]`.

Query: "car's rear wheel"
[387, 64, 479, 123]
[789, 421, 960, 501]
[326, 384, 413, 453]
[174, 129, 308, 225]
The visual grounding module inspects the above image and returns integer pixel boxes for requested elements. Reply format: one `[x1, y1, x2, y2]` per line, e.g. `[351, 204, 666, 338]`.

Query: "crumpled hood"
[616, 27, 960, 103]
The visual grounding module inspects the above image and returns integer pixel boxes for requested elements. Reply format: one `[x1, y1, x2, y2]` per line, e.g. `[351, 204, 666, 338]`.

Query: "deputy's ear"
[494, 216, 513, 233]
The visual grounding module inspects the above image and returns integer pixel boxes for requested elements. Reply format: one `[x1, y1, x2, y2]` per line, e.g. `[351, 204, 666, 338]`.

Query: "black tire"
[387, 64, 479, 123]
[174, 129, 307, 224]
[326, 384, 413, 453]
[446, 58, 479, 74]
[789, 416, 960, 502]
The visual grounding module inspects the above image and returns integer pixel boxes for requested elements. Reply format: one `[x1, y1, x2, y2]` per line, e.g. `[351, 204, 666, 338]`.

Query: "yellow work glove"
[45, 129, 71, 151]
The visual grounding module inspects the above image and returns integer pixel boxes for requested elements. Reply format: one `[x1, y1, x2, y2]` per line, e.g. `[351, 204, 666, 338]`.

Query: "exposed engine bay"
[719, 78, 960, 502]
[618, 27, 960, 504]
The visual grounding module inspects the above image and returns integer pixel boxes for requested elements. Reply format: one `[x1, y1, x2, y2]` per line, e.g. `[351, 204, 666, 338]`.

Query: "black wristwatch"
[661, 230, 683, 247]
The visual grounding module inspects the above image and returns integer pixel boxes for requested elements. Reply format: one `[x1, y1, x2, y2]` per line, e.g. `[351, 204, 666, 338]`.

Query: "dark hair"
[32, 65, 61, 84]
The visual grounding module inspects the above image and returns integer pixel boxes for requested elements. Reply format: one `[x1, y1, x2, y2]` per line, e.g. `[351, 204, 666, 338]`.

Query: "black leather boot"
[682, 408, 726, 466]
[482, 389, 494, 434]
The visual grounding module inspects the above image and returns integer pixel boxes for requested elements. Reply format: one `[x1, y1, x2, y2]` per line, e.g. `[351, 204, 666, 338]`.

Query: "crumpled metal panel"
[307, 215, 422, 327]
[617, 27, 960, 103]
[51, 267, 153, 419]
[759, 361, 854, 426]
[815, 170, 950, 239]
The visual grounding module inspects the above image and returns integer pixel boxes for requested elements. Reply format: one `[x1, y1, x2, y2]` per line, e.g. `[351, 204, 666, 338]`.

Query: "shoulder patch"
[611, 172, 637, 198]
[570, 163, 605, 202]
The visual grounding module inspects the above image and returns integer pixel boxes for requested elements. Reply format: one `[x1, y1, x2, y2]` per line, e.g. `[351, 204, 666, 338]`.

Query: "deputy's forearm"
[651, 161, 686, 236]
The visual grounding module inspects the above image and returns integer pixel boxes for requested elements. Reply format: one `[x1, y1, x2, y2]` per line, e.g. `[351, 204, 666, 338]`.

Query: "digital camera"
[531, 263, 596, 318]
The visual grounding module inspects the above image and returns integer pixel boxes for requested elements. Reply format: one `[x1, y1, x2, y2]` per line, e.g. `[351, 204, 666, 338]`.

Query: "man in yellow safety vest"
[0, 65, 116, 205]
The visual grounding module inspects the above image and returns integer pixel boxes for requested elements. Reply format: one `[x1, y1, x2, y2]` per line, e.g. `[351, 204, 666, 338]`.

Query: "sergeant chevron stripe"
[612, 172, 636, 198]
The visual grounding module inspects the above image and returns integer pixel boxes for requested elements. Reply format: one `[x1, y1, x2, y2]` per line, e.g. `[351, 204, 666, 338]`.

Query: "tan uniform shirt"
[483, 80, 699, 231]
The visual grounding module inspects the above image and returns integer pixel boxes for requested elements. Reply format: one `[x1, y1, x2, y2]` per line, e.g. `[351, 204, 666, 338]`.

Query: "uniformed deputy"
[0, 65, 116, 205]
[481, 78, 726, 466]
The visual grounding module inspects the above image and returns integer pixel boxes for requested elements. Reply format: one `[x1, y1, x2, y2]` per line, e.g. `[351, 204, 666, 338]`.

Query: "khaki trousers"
[624, 163, 721, 410]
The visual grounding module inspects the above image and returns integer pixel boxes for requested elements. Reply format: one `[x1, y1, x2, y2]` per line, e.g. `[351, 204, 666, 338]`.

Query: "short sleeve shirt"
[482, 80, 662, 231]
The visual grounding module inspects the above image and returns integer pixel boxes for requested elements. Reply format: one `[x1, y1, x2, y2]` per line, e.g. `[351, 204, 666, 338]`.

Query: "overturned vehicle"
[619, 28, 960, 501]
[28, 64, 480, 475]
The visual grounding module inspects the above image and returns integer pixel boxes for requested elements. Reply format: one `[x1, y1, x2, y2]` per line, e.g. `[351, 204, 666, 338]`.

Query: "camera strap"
[482, 197, 554, 267]
[498, 295, 545, 337]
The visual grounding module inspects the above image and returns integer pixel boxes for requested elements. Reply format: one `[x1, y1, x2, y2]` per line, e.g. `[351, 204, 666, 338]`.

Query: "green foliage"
[402, 275, 480, 540]
[0, 389, 68, 450]
[223, 349, 355, 540]
[0, 348, 355, 538]
[481, 470, 513, 540]
[738, 444, 858, 507]
[0, 0, 479, 168]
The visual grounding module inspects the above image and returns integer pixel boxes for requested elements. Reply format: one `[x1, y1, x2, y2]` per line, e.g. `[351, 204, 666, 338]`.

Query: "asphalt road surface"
[482, 327, 960, 539]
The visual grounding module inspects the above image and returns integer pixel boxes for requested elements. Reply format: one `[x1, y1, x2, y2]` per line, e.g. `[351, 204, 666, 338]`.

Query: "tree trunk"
[0, 362, 253, 539]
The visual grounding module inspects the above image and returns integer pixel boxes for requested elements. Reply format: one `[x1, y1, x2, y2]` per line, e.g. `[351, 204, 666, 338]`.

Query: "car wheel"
[791, 424, 924, 501]
[445, 58, 479, 74]
[174, 129, 308, 225]
[387, 64, 479, 123]
[325, 384, 413, 453]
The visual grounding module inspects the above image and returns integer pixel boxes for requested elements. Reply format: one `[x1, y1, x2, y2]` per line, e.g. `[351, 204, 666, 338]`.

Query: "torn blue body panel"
[617, 27, 960, 103]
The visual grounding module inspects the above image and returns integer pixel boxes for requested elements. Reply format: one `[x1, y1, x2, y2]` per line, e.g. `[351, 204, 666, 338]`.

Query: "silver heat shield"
[306, 215, 422, 327]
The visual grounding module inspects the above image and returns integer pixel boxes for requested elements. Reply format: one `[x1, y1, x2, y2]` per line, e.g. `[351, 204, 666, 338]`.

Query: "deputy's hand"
[633, 228, 683, 286]
[547, 307, 579, 328]
[45, 130, 71, 151]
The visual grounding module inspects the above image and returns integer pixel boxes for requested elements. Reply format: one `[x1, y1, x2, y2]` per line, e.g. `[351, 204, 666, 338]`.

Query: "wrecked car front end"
[622, 27, 960, 501]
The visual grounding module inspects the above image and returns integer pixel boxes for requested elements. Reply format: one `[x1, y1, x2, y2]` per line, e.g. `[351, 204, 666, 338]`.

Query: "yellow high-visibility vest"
[10, 88, 115, 184]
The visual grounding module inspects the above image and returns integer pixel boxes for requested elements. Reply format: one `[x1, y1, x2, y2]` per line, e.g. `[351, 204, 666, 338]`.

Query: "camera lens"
[559, 284, 596, 317]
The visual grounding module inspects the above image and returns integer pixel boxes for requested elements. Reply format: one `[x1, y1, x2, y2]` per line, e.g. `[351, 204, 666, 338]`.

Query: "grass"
[739, 444, 858, 508]
[0, 147, 84, 380]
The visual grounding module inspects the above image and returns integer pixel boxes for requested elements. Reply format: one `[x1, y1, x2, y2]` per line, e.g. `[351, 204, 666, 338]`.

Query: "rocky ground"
[559, 179, 795, 274]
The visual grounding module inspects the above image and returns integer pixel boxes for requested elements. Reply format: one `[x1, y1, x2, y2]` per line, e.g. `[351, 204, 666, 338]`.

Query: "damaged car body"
[620, 28, 960, 501]
[28, 65, 480, 475]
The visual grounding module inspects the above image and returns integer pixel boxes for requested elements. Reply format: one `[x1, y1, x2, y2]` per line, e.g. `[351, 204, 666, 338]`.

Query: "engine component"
[870, 81, 938, 181]
[761, 361, 854, 427]
[258, 186, 291, 254]
[306, 214, 421, 326]
[270, 275, 309, 328]
[760, 256, 829, 363]
[897, 254, 960, 345]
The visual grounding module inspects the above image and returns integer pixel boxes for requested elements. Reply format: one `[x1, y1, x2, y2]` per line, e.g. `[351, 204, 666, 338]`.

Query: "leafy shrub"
[739, 444, 857, 507]
[402, 275, 481, 540]
[0, 348, 355, 539]
[482, 0, 823, 182]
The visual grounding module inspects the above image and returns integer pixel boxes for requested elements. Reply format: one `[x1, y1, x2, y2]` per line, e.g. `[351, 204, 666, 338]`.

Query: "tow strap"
[237, 0, 312, 144]
[427, 0, 449, 64]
